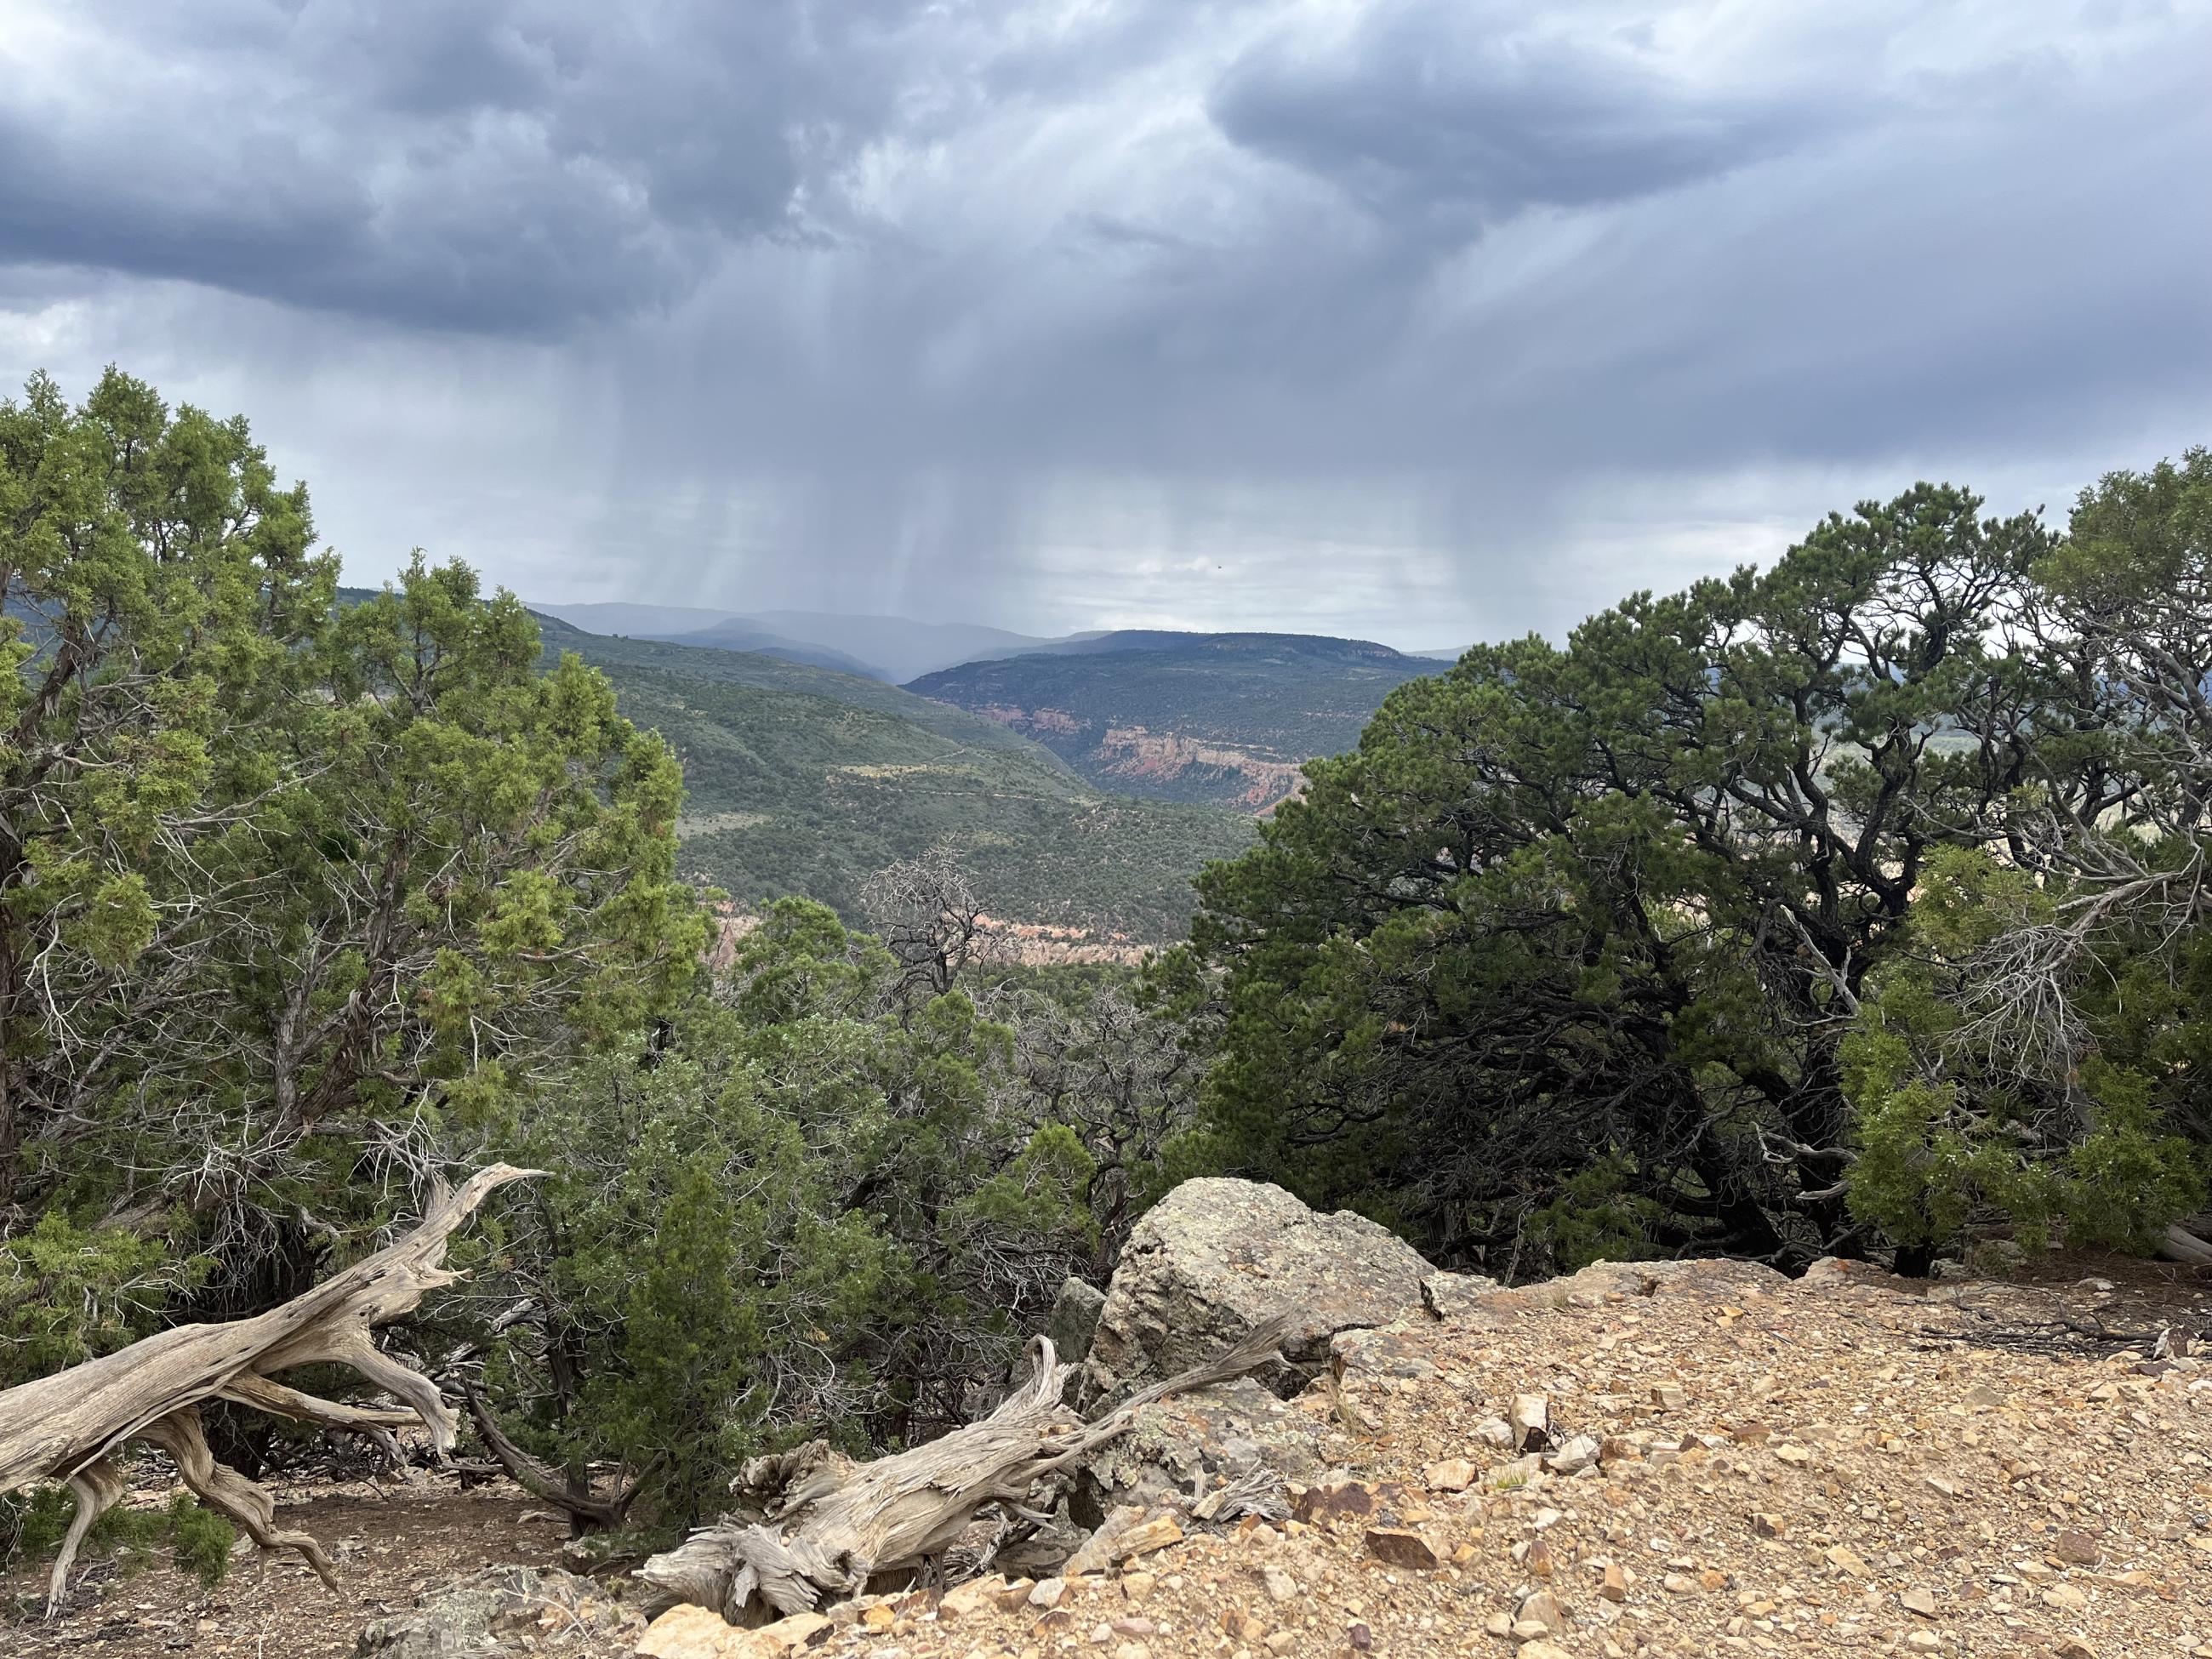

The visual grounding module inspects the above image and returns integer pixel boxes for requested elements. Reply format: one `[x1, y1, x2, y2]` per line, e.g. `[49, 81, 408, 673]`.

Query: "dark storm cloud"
[1209, 2, 1831, 223]
[0, 0, 903, 334]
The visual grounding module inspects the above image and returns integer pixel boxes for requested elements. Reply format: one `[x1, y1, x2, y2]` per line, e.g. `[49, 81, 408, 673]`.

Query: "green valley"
[532, 613, 1253, 940]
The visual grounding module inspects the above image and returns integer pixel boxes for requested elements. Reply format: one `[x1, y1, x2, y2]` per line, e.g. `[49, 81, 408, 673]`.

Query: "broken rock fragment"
[1364, 1527, 1444, 1571]
[1066, 1508, 1183, 1576]
[1423, 1457, 1476, 1491]
[1422, 1268, 1501, 1320]
[2054, 1528, 2101, 1565]
[1510, 1393, 1551, 1451]
[1516, 1589, 1567, 1635]
[1545, 1434, 1599, 1474]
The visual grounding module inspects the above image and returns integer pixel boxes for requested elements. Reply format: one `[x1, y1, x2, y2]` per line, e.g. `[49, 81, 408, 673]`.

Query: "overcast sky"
[3, 1, 2208, 649]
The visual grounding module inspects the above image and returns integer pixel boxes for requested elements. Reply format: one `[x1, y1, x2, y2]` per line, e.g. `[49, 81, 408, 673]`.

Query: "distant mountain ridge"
[997, 628, 1405, 662]
[532, 602, 887, 679]
[527, 599, 1443, 815]
[734, 611, 1076, 682]
[532, 599, 1450, 681]
[523, 610, 1251, 940]
[905, 632, 1438, 812]
[530, 601, 1083, 682]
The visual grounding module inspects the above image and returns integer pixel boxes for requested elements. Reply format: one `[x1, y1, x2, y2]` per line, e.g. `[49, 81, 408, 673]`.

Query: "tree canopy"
[1190, 463, 2212, 1275]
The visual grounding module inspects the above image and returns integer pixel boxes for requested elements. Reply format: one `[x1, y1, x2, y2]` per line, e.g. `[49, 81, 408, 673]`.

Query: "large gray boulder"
[1076, 1177, 1438, 1407]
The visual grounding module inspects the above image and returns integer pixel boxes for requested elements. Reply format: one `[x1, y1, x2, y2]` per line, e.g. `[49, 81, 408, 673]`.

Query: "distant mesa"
[531, 601, 1078, 683]
[906, 632, 1436, 812]
[527, 600, 1436, 869]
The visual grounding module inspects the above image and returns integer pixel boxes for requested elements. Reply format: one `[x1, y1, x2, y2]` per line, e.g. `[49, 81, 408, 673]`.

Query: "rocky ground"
[12, 1205, 2212, 1659]
[608, 1252, 2209, 1659]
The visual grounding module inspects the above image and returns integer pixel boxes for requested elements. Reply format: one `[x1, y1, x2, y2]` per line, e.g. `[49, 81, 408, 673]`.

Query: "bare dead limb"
[44, 1458, 126, 1618]
[143, 1405, 340, 1590]
[636, 1312, 1293, 1628]
[0, 1164, 539, 1614]
[218, 1372, 418, 1468]
[457, 1380, 640, 1531]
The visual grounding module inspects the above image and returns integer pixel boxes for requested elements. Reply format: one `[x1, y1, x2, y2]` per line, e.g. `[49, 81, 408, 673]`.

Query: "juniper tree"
[479, 898, 1104, 1533]
[0, 369, 706, 1354]
[1189, 483, 2086, 1274]
[1841, 453, 2212, 1260]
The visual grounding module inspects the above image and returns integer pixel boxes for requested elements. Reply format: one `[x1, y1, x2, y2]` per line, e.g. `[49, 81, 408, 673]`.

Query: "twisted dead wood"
[457, 1378, 641, 1530]
[636, 1311, 1294, 1628]
[0, 1163, 539, 1614]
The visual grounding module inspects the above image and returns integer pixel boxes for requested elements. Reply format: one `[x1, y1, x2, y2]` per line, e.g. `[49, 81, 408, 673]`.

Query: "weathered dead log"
[457, 1379, 641, 1531]
[636, 1311, 1293, 1627]
[0, 1164, 539, 1614]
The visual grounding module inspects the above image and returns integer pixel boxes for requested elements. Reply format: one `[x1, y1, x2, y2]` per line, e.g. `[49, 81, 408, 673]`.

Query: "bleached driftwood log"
[636, 1312, 1292, 1627]
[0, 1164, 539, 1614]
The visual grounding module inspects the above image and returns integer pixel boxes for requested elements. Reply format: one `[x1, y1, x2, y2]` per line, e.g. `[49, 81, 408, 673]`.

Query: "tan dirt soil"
[3, 1475, 566, 1656]
[745, 1254, 2212, 1659]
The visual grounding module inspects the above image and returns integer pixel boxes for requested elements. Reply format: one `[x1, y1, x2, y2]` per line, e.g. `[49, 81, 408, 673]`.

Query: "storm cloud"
[1210, 1, 1840, 223]
[0, 0, 904, 333]
[1, 0, 2207, 644]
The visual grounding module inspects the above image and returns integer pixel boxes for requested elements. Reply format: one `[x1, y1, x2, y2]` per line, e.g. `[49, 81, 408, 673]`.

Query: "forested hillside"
[906, 632, 1438, 810]
[526, 613, 1055, 756]
[528, 614, 1254, 938]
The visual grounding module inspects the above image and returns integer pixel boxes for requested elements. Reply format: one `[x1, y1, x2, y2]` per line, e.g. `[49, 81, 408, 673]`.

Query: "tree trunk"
[2159, 1223, 2212, 1267]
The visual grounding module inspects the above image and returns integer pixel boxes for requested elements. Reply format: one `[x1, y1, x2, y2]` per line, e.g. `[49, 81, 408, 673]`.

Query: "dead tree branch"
[456, 1380, 641, 1531]
[0, 1164, 539, 1615]
[636, 1312, 1293, 1628]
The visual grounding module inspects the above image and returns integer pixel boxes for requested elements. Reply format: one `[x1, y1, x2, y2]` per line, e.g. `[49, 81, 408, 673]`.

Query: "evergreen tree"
[1186, 480, 2183, 1274]
[0, 369, 707, 1354]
